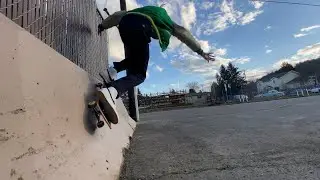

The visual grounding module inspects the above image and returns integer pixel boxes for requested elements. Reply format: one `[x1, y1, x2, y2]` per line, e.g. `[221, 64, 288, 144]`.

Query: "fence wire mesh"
[0, 0, 108, 78]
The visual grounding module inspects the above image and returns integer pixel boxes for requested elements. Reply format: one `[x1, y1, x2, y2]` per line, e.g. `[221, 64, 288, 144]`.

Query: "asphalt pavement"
[120, 96, 320, 180]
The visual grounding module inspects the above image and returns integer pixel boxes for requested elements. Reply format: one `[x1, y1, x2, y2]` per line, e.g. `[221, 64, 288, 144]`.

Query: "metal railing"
[0, 0, 108, 78]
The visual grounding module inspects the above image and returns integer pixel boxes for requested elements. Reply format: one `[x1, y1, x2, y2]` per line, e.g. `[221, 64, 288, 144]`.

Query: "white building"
[186, 92, 211, 105]
[257, 70, 300, 93]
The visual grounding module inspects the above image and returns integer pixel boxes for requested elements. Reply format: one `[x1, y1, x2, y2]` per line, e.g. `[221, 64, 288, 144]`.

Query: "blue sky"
[97, 0, 320, 94]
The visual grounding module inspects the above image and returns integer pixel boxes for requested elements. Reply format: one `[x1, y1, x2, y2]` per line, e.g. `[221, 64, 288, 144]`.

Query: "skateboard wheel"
[88, 101, 97, 108]
[97, 121, 105, 128]
[96, 83, 103, 88]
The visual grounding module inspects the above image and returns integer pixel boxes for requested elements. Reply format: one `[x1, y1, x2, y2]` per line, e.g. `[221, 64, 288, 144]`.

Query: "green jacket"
[128, 6, 174, 51]
[101, 6, 202, 54]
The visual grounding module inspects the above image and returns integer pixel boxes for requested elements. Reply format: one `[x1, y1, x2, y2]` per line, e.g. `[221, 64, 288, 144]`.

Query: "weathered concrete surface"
[0, 14, 135, 180]
[121, 96, 320, 180]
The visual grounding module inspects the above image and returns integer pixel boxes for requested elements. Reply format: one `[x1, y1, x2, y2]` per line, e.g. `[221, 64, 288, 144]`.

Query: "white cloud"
[107, 28, 125, 61]
[294, 33, 308, 38]
[155, 65, 164, 72]
[146, 0, 156, 4]
[168, 37, 182, 51]
[171, 47, 218, 78]
[160, 52, 168, 59]
[198, 40, 211, 52]
[158, 1, 182, 23]
[265, 45, 269, 48]
[198, 0, 264, 35]
[148, 61, 155, 67]
[301, 25, 320, 32]
[250, 1, 264, 9]
[293, 25, 320, 39]
[245, 68, 268, 81]
[170, 82, 181, 89]
[213, 0, 242, 32]
[200, 1, 215, 10]
[154, 0, 196, 51]
[239, 10, 263, 25]
[264, 25, 272, 31]
[266, 49, 272, 54]
[234, 57, 251, 64]
[273, 42, 320, 69]
[171, 42, 250, 88]
[146, 71, 150, 79]
[202, 80, 215, 91]
[170, 41, 251, 85]
[214, 48, 227, 56]
[181, 2, 196, 30]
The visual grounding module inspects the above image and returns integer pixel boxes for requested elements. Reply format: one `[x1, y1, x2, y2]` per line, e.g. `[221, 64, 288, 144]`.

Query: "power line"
[251, 0, 320, 7]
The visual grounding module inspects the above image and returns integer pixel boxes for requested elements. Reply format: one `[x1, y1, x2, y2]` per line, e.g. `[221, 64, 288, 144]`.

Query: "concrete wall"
[0, 14, 135, 180]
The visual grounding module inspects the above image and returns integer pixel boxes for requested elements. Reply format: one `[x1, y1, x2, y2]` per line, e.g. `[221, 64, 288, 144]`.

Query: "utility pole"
[224, 82, 228, 102]
[120, 0, 139, 121]
[241, 70, 246, 95]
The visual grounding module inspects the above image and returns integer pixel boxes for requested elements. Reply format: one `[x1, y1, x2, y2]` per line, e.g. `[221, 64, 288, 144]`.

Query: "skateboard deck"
[88, 82, 112, 129]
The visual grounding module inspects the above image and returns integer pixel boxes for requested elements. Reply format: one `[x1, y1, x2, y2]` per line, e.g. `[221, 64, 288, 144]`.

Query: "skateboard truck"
[96, 82, 103, 89]
[87, 82, 112, 129]
[88, 100, 112, 129]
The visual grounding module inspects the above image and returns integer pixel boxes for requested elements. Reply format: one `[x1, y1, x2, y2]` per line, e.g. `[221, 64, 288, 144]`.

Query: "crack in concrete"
[0, 108, 26, 116]
[11, 147, 42, 161]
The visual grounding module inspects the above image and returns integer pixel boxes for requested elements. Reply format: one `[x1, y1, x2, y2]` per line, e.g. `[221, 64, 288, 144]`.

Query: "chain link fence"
[0, 0, 108, 78]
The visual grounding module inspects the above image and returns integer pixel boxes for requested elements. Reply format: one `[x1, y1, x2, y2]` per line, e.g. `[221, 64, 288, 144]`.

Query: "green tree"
[280, 62, 294, 72]
[215, 63, 246, 98]
[243, 81, 258, 98]
[227, 63, 246, 95]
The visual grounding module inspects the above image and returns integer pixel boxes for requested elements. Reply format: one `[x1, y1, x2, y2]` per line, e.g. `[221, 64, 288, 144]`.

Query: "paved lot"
[120, 96, 320, 180]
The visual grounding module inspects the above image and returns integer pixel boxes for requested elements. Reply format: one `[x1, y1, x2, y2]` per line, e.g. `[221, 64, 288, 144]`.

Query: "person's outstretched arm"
[98, 11, 127, 34]
[172, 23, 215, 62]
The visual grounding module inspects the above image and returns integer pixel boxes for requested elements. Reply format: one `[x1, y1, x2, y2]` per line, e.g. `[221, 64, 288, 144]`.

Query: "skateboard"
[88, 83, 112, 129]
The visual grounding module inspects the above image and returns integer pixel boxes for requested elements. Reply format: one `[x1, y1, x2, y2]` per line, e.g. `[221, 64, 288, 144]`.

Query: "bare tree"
[186, 82, 200, 93]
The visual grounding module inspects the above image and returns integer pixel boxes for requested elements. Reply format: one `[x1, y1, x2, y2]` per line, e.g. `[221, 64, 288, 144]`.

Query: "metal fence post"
[120, 0, 139, 121]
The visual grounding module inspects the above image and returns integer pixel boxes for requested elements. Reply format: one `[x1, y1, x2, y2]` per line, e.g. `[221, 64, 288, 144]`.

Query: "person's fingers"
[208, 57, 215, 62]
[202, 52, 216, 62]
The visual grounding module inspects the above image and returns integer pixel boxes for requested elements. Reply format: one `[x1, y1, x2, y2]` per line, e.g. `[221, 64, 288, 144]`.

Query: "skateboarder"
[97, 5, 215, 121]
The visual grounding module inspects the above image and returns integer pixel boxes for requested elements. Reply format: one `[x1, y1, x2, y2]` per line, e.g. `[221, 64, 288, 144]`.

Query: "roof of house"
[259, 70, 299, 82]
[286, 76, 303, 85]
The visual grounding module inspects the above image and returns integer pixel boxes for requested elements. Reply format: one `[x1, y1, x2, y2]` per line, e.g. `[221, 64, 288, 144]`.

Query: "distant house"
[186, 92, 211, 105]
[257, 70, 300, 93]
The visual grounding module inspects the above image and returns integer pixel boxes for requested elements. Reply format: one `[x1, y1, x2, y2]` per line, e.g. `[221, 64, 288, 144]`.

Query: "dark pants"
[108, 14, 152, 95]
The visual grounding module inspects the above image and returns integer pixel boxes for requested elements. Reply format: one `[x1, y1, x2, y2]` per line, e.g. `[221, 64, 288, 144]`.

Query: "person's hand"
[98, 24, 104, 35]
[201, 52, 215, 62]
